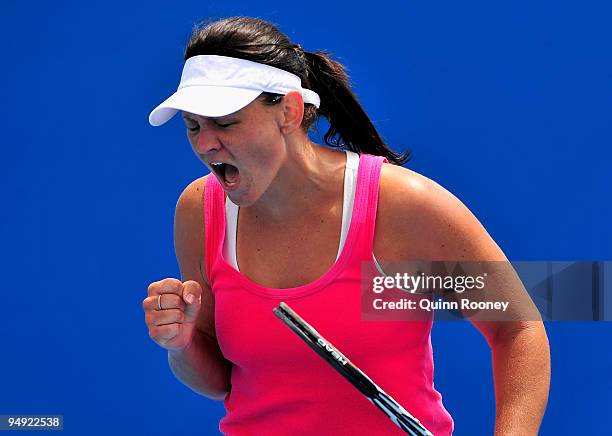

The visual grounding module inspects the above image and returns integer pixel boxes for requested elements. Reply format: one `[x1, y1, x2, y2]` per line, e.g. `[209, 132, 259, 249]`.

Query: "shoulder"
[378, 162, 463, 223]
[174, 175, 208, 240]
[174, 175, 221, 338]
[175, 175, 208, 215]
[376, 162, 506, 261]
[174, 175, 210, 285]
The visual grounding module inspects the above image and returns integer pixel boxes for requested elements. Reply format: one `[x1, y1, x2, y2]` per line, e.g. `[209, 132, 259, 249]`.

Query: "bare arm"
[486, 322, 550, 436]
[167, 326, 231, 401]
[168, 176, 232, 400]
[382, 164, 550, 435]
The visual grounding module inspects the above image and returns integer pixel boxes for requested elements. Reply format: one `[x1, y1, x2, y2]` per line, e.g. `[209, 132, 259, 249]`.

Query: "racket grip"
[372, 391, 434, 436]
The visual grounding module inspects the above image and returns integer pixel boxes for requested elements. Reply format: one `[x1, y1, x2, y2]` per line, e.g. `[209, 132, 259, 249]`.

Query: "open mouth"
[211, 162, 240, 188]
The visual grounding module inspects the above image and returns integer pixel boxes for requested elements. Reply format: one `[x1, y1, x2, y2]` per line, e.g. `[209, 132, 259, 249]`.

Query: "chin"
[226, 190, 257, 208]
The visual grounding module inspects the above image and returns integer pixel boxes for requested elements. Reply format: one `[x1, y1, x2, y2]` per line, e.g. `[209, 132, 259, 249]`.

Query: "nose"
[195, 124, 221, 155]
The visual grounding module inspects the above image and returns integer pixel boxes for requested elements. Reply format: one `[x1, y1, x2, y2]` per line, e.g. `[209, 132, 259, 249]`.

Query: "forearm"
[168, 329, 232, 400]
[490, 322, 550, 436]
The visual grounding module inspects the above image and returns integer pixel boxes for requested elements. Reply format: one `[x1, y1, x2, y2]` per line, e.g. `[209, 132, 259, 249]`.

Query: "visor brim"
[148, 86, 264, 126]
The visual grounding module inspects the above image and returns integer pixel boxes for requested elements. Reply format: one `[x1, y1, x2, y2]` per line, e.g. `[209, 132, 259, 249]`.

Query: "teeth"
[209, 162, 237, 187]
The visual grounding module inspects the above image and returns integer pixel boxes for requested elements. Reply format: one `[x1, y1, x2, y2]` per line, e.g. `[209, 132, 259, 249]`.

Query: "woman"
[142, 17, 550, 435]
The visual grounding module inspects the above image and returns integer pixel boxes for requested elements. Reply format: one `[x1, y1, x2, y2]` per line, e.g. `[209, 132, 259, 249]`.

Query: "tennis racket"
[273, 302, 433, 436]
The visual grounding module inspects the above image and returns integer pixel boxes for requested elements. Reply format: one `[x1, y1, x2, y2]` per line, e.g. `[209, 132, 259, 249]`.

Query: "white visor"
[148, 54, 321, 126]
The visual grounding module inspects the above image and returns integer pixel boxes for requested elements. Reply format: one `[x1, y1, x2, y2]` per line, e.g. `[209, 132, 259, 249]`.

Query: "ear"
[279, 91, 305, 134]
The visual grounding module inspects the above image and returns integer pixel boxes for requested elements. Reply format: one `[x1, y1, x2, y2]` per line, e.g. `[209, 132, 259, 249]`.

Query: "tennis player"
[142, 17, 550, 435]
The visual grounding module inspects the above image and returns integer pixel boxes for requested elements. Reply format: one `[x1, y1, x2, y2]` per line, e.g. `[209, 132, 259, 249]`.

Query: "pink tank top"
[204, 153, 454, 435]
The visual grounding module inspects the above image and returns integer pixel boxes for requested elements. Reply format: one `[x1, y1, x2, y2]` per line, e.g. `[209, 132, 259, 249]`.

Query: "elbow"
[490, 321, 551, 361]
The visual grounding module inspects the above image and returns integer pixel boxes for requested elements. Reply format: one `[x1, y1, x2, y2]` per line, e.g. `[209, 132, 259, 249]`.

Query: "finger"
[146, 308, 185, 327]
[147, 278, 183, 297]
[149, 323, 181, 342]
[182, 280, 202, 305]
[142, 293, 186, 312]
[182, 281, 202, 320]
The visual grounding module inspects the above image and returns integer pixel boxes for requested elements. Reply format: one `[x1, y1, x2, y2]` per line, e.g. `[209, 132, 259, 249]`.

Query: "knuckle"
[184, 280, 202, 294]
[147, 281, 159, 295]
[161, 277, 182, 292]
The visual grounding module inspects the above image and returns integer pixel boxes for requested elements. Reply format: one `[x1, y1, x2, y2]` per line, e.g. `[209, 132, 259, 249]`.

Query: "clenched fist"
[143, 278, 202, 351]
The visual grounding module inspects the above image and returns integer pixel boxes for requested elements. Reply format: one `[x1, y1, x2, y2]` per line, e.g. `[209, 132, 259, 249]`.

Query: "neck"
[246, 139, 346, 222]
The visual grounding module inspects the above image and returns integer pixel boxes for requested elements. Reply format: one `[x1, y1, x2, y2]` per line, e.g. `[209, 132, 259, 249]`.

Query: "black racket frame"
[273, 302, 433, 436]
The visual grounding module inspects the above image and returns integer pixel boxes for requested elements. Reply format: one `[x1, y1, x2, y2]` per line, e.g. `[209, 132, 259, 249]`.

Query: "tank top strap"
[204, 175, 226, 283]
[203, 153, 387, 282]
[352, 153, 388, 260]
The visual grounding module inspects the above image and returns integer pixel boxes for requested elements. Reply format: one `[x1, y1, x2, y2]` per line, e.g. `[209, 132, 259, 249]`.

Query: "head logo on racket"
[317, 338, 348, 365]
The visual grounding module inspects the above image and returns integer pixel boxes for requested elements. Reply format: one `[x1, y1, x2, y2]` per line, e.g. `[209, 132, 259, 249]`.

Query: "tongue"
[223, 164, 239, 184]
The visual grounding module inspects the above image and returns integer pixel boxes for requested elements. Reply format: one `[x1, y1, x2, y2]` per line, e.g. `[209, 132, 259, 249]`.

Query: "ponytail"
[302, 50, 411, 165]
[184, 17, 410, 165]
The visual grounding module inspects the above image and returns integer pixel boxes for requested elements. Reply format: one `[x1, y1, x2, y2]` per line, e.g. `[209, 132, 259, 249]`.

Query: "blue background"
[1, 0, 610, 434]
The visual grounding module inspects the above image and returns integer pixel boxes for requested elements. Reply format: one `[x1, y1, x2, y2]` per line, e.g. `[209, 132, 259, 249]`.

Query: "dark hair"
[184, 17, 411, 165]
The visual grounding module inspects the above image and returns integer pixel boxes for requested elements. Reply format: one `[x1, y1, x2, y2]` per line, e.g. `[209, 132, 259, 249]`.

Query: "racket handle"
[371, 391, 434, 436]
